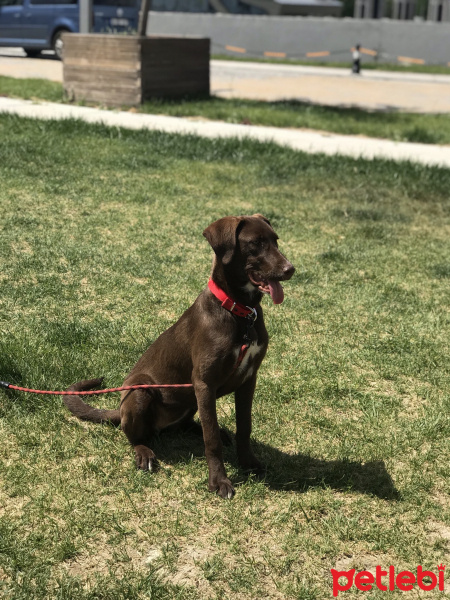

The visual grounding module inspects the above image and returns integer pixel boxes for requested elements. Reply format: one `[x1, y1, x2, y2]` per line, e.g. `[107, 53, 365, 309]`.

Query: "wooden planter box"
[62, 34, 210, 107]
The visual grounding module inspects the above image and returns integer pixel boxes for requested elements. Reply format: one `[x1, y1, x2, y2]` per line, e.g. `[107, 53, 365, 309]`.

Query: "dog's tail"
[64, 378, 121, 426]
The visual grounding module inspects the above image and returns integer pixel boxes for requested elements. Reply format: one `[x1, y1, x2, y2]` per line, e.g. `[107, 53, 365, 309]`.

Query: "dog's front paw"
[209, 477, 235, 499]
[134, 445, 159, 473]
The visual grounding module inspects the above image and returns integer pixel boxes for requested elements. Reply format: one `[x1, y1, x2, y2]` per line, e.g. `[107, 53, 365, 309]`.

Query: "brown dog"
[64, 214, 294, 498]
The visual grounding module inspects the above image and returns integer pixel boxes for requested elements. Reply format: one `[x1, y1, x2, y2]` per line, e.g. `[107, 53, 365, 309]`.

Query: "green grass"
[0, 75, 63, 102]
[0, 114, 450, 599]
[2, 74, 450, 145]
[139, 97, 450, 145]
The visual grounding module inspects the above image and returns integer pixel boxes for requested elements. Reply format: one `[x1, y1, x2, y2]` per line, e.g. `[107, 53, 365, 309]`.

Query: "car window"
[30, 0, 76, 4]
[95, 0, 137, 5]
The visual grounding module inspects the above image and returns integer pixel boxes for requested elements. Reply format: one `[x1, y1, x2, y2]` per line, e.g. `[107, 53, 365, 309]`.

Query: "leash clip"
[246, 307, 258, 325]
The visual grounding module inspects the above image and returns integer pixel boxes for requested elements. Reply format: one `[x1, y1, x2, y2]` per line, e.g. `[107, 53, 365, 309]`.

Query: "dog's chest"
[233, 341, 265, 382]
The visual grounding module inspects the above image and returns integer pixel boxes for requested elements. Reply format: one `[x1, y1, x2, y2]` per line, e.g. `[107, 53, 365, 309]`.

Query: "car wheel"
[52, 29, 68, 60]
[24, 48, 41, 58]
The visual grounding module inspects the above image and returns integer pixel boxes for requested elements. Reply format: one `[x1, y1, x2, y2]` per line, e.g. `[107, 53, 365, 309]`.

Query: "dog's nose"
[282, 262, 295, 281]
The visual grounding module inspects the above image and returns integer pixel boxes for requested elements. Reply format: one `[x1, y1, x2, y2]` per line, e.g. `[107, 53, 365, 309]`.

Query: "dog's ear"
[203, 216, 244, 265]
[251, 213, 272, 227]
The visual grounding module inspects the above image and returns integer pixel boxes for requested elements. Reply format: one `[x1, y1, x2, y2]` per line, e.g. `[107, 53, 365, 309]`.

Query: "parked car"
[0, 0, 139, 59]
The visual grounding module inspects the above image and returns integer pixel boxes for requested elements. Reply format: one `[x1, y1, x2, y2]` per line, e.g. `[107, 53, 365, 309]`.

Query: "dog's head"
[203, 214, 295, 304]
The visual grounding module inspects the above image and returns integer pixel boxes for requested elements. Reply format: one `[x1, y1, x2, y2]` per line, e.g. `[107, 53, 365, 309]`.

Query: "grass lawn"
[0, 114, 450, 599]
[2, 74, 450, 146]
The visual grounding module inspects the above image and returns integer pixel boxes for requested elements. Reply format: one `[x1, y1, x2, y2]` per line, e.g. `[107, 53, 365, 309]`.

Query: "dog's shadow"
[0, 363, 398, 500]
[154, 426, 400, 501]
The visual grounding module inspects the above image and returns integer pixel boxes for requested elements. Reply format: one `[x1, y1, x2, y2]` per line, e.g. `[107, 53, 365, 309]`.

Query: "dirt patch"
[64, 538, 144, 579]
[428, 521, 450, 543]
[334, 552, 385, 575]
[147, 544, 211, 592]
[144, 533, 288, 599]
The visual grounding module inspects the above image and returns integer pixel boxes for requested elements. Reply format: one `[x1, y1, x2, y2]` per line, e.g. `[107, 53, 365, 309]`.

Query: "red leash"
[0, 382, 193, 396]
[1, 281, 257, 397]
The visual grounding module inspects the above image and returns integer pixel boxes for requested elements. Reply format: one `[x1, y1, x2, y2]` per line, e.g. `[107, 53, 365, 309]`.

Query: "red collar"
[208, 279, 257, 321]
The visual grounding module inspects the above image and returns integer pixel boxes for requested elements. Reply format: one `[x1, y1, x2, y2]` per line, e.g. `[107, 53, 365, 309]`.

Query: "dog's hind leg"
[120, 387, 159, 472]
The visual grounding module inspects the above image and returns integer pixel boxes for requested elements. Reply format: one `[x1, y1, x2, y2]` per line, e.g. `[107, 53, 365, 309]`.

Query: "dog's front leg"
[235, 376, 264, 474]
[194, 380, 235, 499]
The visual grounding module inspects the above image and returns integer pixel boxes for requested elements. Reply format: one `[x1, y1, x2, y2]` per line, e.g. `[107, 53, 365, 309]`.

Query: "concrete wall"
[428, 0, 450, 20]
[354, 0, 385, 18]
[146, 12, 450, 64]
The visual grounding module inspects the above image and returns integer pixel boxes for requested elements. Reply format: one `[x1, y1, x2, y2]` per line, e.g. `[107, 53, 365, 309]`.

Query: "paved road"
[0, 48, 62, 81]
[1, 48, 450, 113]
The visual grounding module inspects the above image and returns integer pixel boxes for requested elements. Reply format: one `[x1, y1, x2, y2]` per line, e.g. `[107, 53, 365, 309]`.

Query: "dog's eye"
[249, 239, 263, 253]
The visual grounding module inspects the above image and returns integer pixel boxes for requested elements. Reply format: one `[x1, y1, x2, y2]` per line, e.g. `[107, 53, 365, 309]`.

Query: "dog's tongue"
[268, 280, 284, 304]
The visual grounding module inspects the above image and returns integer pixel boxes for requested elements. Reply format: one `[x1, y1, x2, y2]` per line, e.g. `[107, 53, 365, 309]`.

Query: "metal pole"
[79, 0, 93, 34]
[137, 0, 151, 36]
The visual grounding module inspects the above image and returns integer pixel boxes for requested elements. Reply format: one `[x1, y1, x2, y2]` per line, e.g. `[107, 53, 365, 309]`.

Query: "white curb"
[1, 97, 449, 168]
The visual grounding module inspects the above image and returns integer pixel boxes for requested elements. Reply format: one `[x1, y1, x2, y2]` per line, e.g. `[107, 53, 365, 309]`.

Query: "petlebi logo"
[331, 564, 445, 596]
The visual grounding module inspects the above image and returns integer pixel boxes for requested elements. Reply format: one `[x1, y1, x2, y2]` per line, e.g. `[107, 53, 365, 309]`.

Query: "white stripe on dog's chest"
[235, 342, 264, 381]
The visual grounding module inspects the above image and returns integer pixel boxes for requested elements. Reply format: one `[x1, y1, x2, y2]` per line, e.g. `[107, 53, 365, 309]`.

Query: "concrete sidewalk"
[1, 96, 449, 168]
[212, 60, 450, 113]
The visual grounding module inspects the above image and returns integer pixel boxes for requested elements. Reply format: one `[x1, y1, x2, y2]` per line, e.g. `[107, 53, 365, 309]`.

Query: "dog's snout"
[282, 262, 295, 281]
